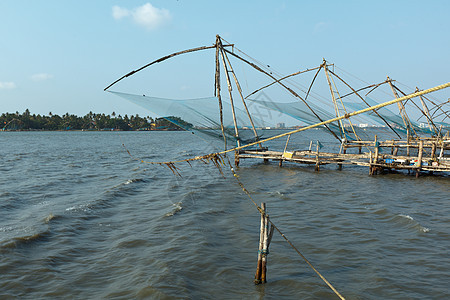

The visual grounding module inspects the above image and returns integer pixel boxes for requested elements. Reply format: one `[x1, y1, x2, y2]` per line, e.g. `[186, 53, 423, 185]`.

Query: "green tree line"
[1, 109, 192, 131]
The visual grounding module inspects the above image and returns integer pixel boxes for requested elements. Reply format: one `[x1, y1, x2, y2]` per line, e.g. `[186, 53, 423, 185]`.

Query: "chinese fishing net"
[109, 91, 276, 147]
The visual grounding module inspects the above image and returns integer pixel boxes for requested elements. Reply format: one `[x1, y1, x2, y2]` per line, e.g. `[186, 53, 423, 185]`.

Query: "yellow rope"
[138, 82, 449, 166]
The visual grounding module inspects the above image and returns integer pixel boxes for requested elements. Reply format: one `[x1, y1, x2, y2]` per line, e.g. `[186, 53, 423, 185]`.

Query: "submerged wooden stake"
[254, 203, 273, 284]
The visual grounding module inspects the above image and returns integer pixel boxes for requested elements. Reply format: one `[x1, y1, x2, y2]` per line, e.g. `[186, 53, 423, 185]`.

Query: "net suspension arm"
[104, 44, 234, 91]
[328, 70, 402, 139]
[222, 48, 341, 142]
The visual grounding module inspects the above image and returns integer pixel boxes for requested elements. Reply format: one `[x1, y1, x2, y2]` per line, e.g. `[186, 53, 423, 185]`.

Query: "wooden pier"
[237, 136, 450, 177]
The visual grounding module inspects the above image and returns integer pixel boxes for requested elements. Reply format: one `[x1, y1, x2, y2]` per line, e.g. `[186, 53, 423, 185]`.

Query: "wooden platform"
[237, 138, 450, 177]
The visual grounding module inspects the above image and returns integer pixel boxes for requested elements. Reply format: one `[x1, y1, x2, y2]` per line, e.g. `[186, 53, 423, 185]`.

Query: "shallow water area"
[0, 131, 449, 299]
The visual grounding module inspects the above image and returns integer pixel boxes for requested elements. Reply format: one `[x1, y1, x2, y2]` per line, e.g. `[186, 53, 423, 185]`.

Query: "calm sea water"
[0, 131, 449, 299]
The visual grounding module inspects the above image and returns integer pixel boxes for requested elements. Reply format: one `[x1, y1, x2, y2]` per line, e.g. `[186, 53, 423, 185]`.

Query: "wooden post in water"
[254, 203, 273, 284]
[406, 128, 411, 156]
[315, 142, 320, 172]
[261, 208, 273, 283]
[416, 140, 424, 178]
[393, 143, 398, 156]
[254, 203, 265, 284]
[374, 135, 379, 163]
[371, 135, 379, 175]
[431, 141, 437, 159]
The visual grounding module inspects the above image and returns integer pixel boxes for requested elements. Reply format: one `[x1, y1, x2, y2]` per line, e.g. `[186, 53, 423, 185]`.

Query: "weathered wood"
[104, 44, 222, 91]
[261, 208, 269, 283]
[254, 203, 266, 284]
[215, 36, 227, 150]
[431, 141, 437, 159]
[219, 37, 260, 147]
[374, 135, 379, 163]
[329, 70, 402, 138]
[219, 46, 240, 147]
[245, 65, 322, 99]
[238, 146, 450, 175]
[416, 140, 424, 178]
[223, 48, 342, 142]
[315, 142, 320, 172]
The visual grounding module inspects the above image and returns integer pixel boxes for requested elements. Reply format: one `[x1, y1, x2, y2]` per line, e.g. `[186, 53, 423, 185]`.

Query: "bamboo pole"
[254, 203, 273, 284]
[245, 65, 322, 99]
[315, 141, 320, 172]
[329, 70, 402, 139]
[104, 44, 233, 91]
[416, 87, 438, 135]
[374, 135, 379, 163]
[215, 36, 227, 150]
[416, 140, 424, 178]
[431, 141, 437, 159]
[387, 77, 417, 138]
[219, 38, 260, 145]
[219, 46, 241, 148]
[223, 48, 342, 142]
[325, 63, 360, 141]
[254, 203, 266, 284]
[324, 62, 345, 138]
[393, 85, 432, 138]
[304, 62, 325, 102]
[261, 210, 269, 283]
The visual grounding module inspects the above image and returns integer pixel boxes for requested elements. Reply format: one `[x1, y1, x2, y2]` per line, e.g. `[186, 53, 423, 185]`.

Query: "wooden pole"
[431, 140, 437, 159]
[374, 135, 379, 163]
[104, 44, 224, 91]
[315, 141, 320, 172]
[215, 36, 227, 150]
[219, 45, 241, 148]
[219, 40, 261, 147]
[324, 62, 345, 138]
[387, 77, 415, 137]
[254, 203, 273, 284]
[223, 48, 342, 142]
[254, 203, 265, 284]
[416, 140, 423, 178]
[328, 69, 402, 139]
[261, 210, 269, 283]
[417, 87, 438, 135]
[406, 127, 411, 156]
[372, 135, 379, 175]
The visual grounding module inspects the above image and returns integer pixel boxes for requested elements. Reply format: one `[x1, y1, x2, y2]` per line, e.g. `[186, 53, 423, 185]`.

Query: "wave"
[0, 213, 58, 250]
[395, 214, 431, 233]
[164, 202, 183, 217]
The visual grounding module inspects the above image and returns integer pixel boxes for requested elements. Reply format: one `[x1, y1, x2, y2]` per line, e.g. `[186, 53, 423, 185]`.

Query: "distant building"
[359, 123, 369, 128]
[276, 122, 286, 128]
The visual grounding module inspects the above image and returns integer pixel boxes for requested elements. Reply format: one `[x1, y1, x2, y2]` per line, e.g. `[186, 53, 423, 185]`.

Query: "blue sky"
[0, 0, 449, 117]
